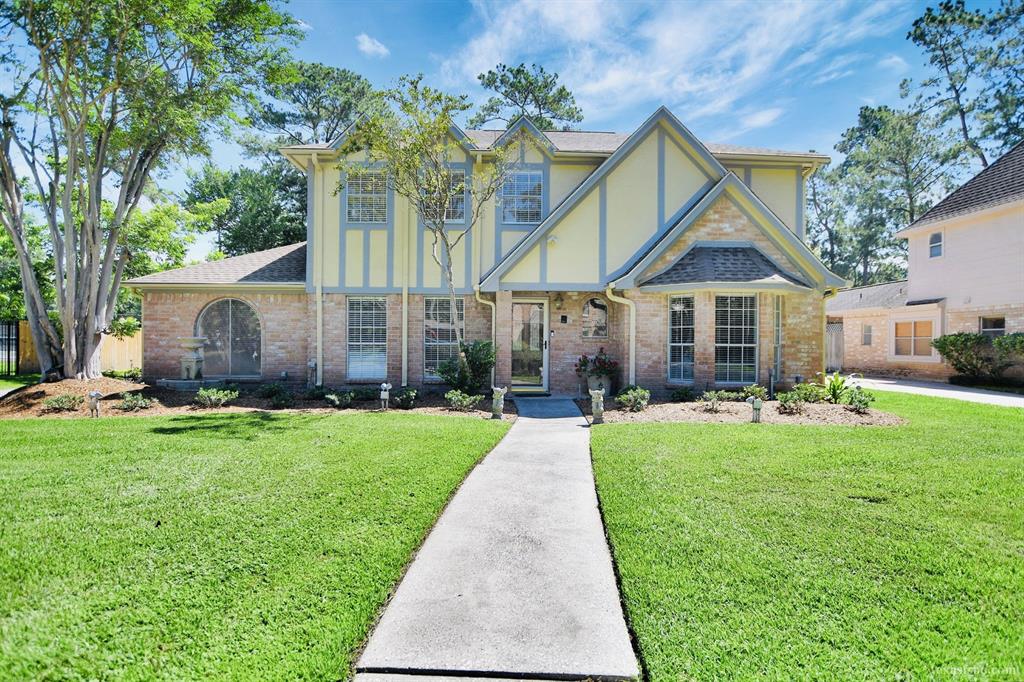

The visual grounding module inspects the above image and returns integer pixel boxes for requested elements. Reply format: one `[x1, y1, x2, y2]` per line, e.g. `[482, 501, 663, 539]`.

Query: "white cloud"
[440, 0, 914, 130]
[878, 54, 910, 73]
[741, 108, 785, 130]
[356, 33, 390, 59]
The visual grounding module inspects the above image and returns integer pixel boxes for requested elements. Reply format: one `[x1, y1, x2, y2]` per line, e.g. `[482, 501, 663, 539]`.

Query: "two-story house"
[827, 140, 1024, 379]
[129, 107, 845, 394]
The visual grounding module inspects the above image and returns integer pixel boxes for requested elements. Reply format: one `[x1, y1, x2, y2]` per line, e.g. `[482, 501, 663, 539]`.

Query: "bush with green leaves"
[302, 386, 329, 401]
[846, 387, 876, 414]
[269, 391, 294, 409]
[669, 386, 696, 402]
[931, 333, 1000, 378]
[256, 382, 289, 399]
[352, 386, 379, 402]
[108, 316, 141, 339]
[615, 385, 650, 412]
[41, 394, 84, 412]
[699, 390, 730, 413]
[116, 392, 152, 412]
[776, 391, 805, 415]
[324, 391, 354, 409]
[818, 372, 854, 404]
[445, 389, 482, 412]
[994, 332, 1024, 365]
[740, 383, 768, 401]
[393, 388, 417, 410]
[437, 341, 496, 394]
[194, 388, 239, 408]
[103, 367, 143, 382]
[792, 382, 827, 403]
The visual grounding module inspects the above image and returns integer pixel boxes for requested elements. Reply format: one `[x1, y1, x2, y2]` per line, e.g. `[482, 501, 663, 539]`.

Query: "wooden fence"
[17, 320, 142, 374]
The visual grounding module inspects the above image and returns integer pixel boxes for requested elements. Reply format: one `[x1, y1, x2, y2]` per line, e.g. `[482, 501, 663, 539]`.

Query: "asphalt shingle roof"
[640, 246, 811, 288]
[826, 280, 908, 313]
[127, 242, 306, 285]
[910, 141, 1024, 228]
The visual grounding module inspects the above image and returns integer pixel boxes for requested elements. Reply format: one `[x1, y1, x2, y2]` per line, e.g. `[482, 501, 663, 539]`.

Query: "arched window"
[195, 299, 261, 377]
[582, 298, 608, 338]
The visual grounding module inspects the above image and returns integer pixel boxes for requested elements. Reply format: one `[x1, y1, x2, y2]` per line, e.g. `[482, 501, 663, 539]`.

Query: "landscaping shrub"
[270, 391, 295, 409]
[393, 388, 417, 410]
[739, 383, 768, 401]
[931, 333, 1001, 378]
[437, 341, 496, 394]
[669, 386, 696, 402]
[194, 388, 239, 408]
[776, 391, 805, 415]
[699, 390, 729, 413]
[116, 392, 152, 412]
[302, 386, 329, 401]
[41, 394, 84, 413]
[792, 382, 827, 403]
[445, 389, 482, 412]
[846, 387, 875, 414]
[994, 332, 1024, 366]
[257, 382, 289, 399]
[615, 385, 651, 412]
[352, 386, 379, 402]
[324, 391, 354, 409]
[819, 372, 854, 404]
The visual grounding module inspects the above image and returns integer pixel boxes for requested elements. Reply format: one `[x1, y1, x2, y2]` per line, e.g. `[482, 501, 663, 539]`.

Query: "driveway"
[854, 376, 1024, 408]
[356, 398, 639, 681]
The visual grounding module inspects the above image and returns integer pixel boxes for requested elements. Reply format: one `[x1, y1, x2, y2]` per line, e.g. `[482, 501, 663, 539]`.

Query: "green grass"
[0, 411, 508, 680]
[592, 392, 1024, 679]
[0, 373, 38, 393]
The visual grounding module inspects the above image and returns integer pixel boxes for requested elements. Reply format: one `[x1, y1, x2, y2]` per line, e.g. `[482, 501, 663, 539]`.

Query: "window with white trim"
[772, 295, 783, 379]
[894, 320, 932, 357]
[715, 295, 757, 383]
[980, 316, 1005, 339]
[928, 231, 943, 258]
[347, 297, 387, 379]
[346, 171, 387, 223]
[500, 171, 543, 224]
[668, 296, 695, 382]
[445, 169, 466, 222]
[582, 298, 608, 338]
[862, 323, 873, 346]
[424, 297, 464, 378]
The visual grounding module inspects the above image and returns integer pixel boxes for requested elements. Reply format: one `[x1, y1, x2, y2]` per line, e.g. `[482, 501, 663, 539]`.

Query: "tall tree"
[805, 166, 853, 281]
[468, 63, 583, 130]
[0, 0, 297, 378]
[978, 0, 1024, 152]
[345, 75, 512, 363]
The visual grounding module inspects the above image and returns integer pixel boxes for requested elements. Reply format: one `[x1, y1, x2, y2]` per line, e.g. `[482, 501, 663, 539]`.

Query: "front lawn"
[0, 373, 38, 394]
[592, 392, 1024, 679]
[0, 411, 508, 680]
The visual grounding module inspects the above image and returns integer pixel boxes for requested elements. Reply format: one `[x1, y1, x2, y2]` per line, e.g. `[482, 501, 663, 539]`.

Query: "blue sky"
[180, 0, 998, 258]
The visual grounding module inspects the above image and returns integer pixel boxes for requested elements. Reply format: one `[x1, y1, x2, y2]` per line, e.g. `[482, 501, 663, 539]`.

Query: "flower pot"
[586, 374, 611, 395]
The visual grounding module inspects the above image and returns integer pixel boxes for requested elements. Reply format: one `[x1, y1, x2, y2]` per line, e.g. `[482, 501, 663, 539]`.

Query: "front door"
[511, 300, 548, 391]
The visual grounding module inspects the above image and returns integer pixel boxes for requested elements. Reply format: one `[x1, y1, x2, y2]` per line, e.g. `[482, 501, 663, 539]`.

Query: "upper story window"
[928, 231, 943, 258]
[500, 171, 543, 224]
[347, 171, 387, 224]
[582, 298, 608, 338]
[445, 169, 467, 222]
[980, 317, 1005, 339]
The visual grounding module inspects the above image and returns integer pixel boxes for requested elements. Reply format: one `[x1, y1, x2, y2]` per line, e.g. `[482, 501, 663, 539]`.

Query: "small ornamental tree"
[931, 332, 1000, 378]
[341, 75, 516, 373]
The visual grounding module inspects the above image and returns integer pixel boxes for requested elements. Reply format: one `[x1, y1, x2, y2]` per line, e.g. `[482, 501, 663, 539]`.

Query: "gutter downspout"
[474, 285, 497, 386]
[312, 152, 325, 386]
[605, 285, 636, 386]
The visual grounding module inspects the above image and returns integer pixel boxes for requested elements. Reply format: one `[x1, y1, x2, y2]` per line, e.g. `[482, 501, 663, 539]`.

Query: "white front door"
[511, 299, 548, 391]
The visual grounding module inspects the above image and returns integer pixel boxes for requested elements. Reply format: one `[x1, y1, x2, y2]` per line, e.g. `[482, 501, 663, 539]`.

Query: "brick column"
[494, 290, 513, 387]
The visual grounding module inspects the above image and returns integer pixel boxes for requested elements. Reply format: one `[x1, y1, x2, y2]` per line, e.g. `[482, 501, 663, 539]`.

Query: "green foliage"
[393, 388, 418, 410]
[302, 386, 329, 401]
[352, 386, 379, 402]
[792, 383, 828, 403]
[699, 390, 731, 413]
[468, 62, 584, 130]
[41, 394, 84, 413]
[107, 317, 141, 340]
[615, 386, 651, 412]
[819, 372, 854, 404]
[776, 391, 806, 415]
[994, 332, 1024, 362]
[669, 387, 696, 403]
[103, 367, 143, 382]
[575, 347, 619, 378]
[739, 384, 769, 401]
[845, 387, 876, 414]
[324, 391, 354, 409]
[931, 333, 999, 378]
[269, 391, 294, 409]
[437, 341, 496, 394]
[116, 392, 152, 412]
[445, 389, 482, 412]
[256, 382, 289, 399]
[194, 388, 239, 408]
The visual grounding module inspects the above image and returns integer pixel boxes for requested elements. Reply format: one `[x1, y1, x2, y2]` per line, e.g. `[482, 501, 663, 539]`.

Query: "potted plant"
[575, 347, 618, 395]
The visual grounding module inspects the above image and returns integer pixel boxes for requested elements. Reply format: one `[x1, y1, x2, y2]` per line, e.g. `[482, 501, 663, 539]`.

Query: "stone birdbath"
[178, 336, 207, 380]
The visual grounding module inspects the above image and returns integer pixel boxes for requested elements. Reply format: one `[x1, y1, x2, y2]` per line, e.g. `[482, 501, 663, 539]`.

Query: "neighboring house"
[827, 141, 1024, 379]
[128, 107, 846, 395]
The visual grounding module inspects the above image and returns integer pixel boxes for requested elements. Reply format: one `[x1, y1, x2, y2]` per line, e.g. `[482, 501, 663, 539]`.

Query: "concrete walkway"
[356, 398, 639, 681]
[855, 376, 1024, 408]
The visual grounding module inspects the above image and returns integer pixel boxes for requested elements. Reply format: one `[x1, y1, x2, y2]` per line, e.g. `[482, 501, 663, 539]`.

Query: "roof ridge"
[838, 279, 907, 291]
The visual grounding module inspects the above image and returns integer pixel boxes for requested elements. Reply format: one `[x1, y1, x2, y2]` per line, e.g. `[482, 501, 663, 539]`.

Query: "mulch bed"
[0, 380, 517, 421]
[575, 398, 904, 426]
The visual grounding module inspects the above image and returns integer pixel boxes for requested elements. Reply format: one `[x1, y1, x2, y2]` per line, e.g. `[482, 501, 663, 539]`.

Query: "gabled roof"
[489, 115, 557, 155]
[127, 243, 306, 286]
[479, 106, 729, 290]
[826, 280, 908, 313]
[611, 174, 847, 290]
[641, 246, 811, 289]
[903, 140, 1024, 231]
